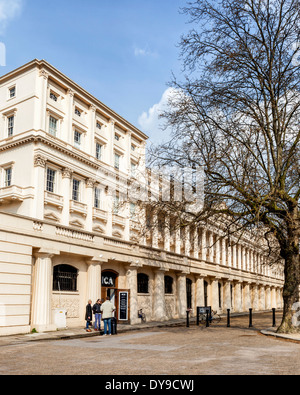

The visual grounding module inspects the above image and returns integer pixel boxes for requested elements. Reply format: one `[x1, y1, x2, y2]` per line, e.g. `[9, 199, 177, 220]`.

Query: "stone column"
[153, 269, 167, 321]
[31, 250, 58, 332]
[195, 276, 205, 307]
[164, 216, 170, 252]
[201, 228, 206, 261]
[126, 264, 140, 324]
[86, 259, 103, 304]
[211, 278, 220, 312]
[234, 282, 243, 312]
[252, 284, 259, 311]
[85, 178, 96, 232]
[243, 282, 251, 310]
[221, 238, 227, 266]
[184, 226, 191, 256]
[208, 231, 214, 262]
[61, 168, 73, 226]
[33, 154, 46, 220]
[89, 105, 96, 154]
[224, 280, 232, 310]
[177, 273, 187, 318]
[193, 228, 199, 259]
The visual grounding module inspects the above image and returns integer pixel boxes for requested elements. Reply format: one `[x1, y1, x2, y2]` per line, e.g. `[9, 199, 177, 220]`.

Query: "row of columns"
[31, 251, 283, 332]
[151, 220, 278, 278]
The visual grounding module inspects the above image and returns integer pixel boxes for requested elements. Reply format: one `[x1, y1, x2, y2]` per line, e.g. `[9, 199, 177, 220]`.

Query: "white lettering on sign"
[102, 276, 114, 287]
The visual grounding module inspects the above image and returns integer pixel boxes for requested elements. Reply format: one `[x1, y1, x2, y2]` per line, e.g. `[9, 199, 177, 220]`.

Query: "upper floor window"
[49, 116, 58, 137]
[96, 122, 102, 130]
[75, 108, 81, 117]
[113, 195, 120, 215]
[8, 115, 14, 137]
[96, 142, 102, 160]
[94, 187, 101, 209]
[46, 168, 56, 193]
[50, 92, 58, 102]
[4, 167, 12, 187]
[9, 86, 16, 99]
[114, 153, 120, 170]
[72, 179, 81, 201]
[74, 130, 82, 148]
[115, 134, 120, 141]
[130, 202, 136, 219]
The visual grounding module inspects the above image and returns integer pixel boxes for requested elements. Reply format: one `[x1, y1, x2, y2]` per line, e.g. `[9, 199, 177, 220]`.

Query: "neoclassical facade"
[0, 60, 283, 336]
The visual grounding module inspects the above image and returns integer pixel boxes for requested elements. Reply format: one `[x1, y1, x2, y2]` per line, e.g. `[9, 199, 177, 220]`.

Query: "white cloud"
[134, 45, 158, 58]
[138, 87, 177, 144]
[0, 0, 23, 33]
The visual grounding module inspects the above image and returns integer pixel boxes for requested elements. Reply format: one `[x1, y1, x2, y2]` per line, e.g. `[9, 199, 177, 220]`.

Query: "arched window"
[164, 276, 173, 294]
[137, 273, 149, 294]
[53, 265, 78, 292]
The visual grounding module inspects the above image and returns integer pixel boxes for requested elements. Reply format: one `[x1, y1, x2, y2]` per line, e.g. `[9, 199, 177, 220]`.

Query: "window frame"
[137, 273, 149, 294]
[72, 178, 81, 202]
[46, 167, 56, 193]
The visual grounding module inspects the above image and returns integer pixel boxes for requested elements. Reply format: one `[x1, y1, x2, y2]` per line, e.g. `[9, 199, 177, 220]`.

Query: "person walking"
[93, 299, 102, 331]
[85, 300, 93, 332]
[100, 296, 115, 335]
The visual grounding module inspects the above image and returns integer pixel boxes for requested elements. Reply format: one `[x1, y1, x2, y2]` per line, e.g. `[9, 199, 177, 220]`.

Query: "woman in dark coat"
[85, 300, 93, 332]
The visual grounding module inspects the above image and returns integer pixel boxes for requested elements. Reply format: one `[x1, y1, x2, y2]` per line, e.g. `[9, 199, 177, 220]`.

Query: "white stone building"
[0, 60, 283, 336]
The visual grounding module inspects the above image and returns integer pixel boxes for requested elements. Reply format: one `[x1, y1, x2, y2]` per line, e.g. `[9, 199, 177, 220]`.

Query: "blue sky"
[0, 0, 190, 143]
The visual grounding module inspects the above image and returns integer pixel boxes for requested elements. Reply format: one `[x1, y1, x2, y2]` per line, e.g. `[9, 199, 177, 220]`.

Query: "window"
[165, 276, 173, 294]
[96, 142, 102, 160]
[115, 134, 120, 141]
[74, 130, 81, 148]
[114, 153, 120, 170]
[113, 195, 120, 214]
[137, 273, 149, 294]
[131, 162, 137, 177]
[8, 115, 14, 137]
[9, 87, 16, 99]
[130, 202, 136, 219]
[53, 265, 78, 292]
[50, 92, 58, 102]
[96, 122, 102, 130]
[72, 179, 80, 201]
[75, 108, 81, 117]
[4, 168, 12, 187]
[131, 144, 136, 152]
[49, 116, 58, 137]
[94, 187, 101, 208]
[46, 168, 56, 193]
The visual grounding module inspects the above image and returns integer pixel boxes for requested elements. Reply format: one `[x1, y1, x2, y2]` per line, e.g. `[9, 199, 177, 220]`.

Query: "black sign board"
[118, 291, 128, 321]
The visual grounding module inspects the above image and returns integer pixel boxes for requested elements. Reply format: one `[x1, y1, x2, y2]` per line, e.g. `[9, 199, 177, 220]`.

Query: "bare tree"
[150, 0, 300, 333]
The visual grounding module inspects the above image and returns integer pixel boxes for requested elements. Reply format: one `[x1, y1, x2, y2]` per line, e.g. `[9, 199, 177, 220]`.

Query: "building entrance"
[101, 270, 130, 324]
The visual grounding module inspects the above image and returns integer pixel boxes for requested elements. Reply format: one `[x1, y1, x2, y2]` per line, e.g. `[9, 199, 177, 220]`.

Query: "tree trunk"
[277, 237, 300, 334]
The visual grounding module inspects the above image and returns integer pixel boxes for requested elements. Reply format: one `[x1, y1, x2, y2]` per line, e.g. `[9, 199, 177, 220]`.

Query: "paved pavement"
[1, 311, 300, 375]
[0, 309, 298, 347]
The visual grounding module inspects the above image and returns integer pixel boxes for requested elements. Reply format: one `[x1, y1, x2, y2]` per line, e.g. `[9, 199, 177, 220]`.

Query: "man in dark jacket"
[85, 300, 93, 332]
[92, 299, 102, 331]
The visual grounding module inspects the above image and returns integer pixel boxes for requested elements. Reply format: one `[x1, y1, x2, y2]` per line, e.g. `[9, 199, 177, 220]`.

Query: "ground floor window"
[53, 264, 78, 292]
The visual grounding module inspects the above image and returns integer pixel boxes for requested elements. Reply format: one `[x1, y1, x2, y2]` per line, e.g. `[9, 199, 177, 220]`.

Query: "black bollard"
[206, 310, 209, 327]
[227, 309, 231, 327]
[272, 308, 276, 327]
[186, 310, 190, 328]
[249, 308, 253, 328]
